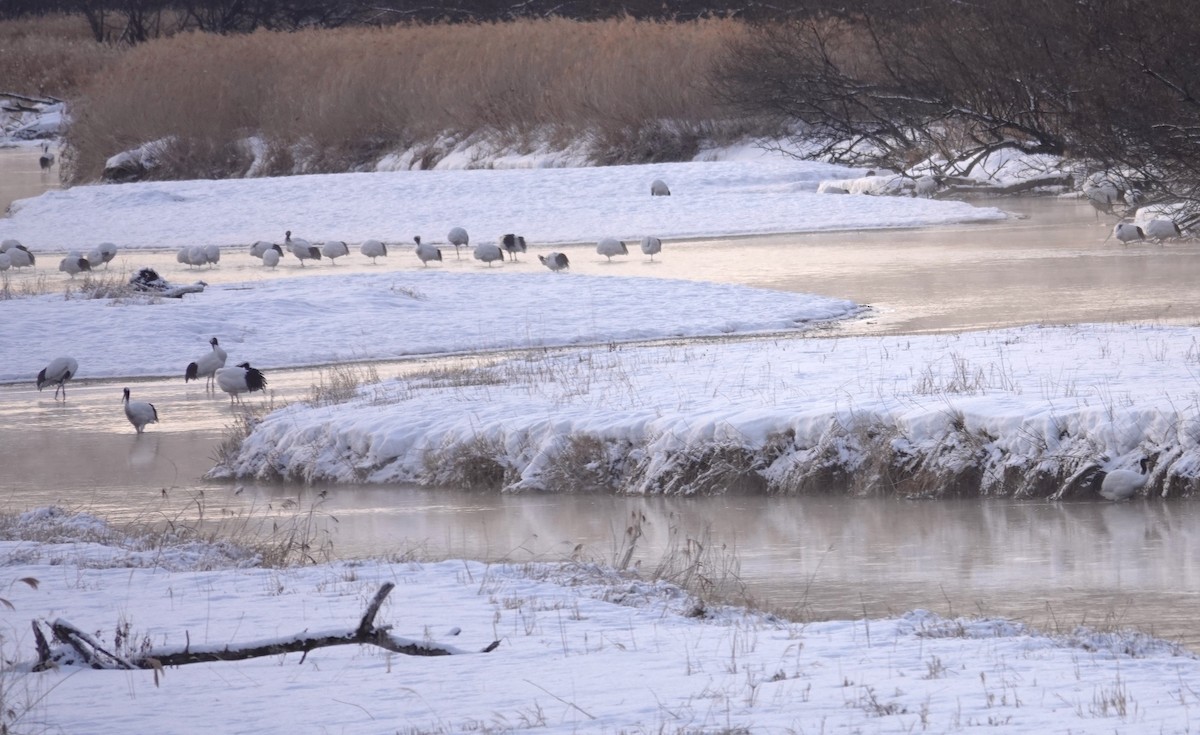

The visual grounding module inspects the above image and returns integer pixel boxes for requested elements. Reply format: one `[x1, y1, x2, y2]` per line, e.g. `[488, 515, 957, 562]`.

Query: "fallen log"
[934, 174, 1075, 198]
[32, 582, 498, 672]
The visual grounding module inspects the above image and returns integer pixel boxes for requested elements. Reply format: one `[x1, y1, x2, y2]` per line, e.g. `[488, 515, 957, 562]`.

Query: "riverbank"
[1, 507, 1194, 734]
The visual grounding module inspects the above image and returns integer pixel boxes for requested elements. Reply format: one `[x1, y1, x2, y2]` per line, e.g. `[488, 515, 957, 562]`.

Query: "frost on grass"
[213, 324, 1200, 497]
[0, 507, 260, 570]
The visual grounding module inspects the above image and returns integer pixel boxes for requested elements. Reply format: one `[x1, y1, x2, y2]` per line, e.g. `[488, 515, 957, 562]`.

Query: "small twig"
[523, 679, 597, 720]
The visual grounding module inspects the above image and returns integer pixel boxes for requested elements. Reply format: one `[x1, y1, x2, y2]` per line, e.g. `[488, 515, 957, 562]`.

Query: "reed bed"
[66, 18, 757, 181]
[0, 15, 119, 98]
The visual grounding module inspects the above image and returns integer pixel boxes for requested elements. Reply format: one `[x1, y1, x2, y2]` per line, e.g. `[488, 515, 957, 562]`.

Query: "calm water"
[4, 148, 1200, 648]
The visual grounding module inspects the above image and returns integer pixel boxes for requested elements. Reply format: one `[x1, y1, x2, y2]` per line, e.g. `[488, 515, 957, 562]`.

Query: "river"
[4, 147, 1199, 649]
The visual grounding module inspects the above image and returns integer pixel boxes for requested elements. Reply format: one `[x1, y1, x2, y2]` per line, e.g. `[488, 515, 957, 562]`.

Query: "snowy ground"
[4, 145, 1197, 732]
[0, 271, 859, 383]
[215, 322, 1200, 497]
[0, 147, 1006, 252]
[2, 508, 1196, 735]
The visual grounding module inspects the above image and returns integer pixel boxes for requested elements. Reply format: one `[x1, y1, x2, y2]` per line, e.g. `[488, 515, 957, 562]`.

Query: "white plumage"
[1099, 457, 1150, 501]
[447, 227, 469, 259]
[1, 241, 34, 269]
[123, 388, 159, 434]
[640, 236, 662, 261]
[1111, 222, 1145, 246]
[89, 242, 118, 269]
[3, 243, 33, 270]
[321, 240, 350, 264]
[37, 356, 78, 400]
[501, 234, 526, 262]
[597, 237, 628, 261]
[473, 242, 504, 266]
[1145, 218, 1182, 242]
[185, 337, 228, 391]
[216, 362, 268, 404]
[176, 246, 206, 268]
[414, 236, 442, 266]
[0, 253, 10, 271]
[286, 231, 322, 266]
[650, 179, 671, 196]
[250, 240, 282, 259]
[538, 252, 570, 272]
[1083, 176, 1121, 218]
[262, 248, 281, 268]
[359, 239, 387, 264]
[59, 252, 91, 277]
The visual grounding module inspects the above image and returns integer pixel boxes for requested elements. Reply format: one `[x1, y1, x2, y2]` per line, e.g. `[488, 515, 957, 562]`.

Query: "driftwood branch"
[32, 582, 499, 672]
[934, 173, 1074, 198]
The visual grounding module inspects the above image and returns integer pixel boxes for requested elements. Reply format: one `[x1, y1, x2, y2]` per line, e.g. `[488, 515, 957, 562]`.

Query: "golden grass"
[67, 18, 754, 180]
[0, 15, 119, 98]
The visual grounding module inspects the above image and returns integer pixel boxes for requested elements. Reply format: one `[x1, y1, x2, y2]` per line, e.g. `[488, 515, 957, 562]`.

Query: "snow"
[0, 150, 1007, 252]
[3, 143, 1197, 731]
[215, 322, 1200, 495]
[2, 513, 1197, 735]
[0, 272, 859, 382]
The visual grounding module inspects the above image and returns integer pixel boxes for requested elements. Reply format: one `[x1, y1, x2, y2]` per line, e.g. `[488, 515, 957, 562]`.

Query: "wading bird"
[39, 141, 54, 172]
[250, 241, 282, 259]
[1145, 218, 1182, 243]
[1098, 457, 1150, 501]
[91, 242, 118, 269]
[414, 236, 442, 266]
[640, 236, 662, 261]
[122, 388, 159, 434]
[262, 248, 280, 268]
[321, 240, 349, 264]
[360, 239, 387, 264]
[37, 357, 78, 400]
[597, 237, 628, 261]
[447, 227, 469, 259]
[185, 337, 228, 392]
[216, 362, 268, 404]
[473, 242, 503, 266]
[501, 234, 526, 262]
[1083, 176, 1121, 219]
[538, 252, 570, 272]
[3, 242, 33, 269]
[59, 252, 91, 277]
[1110, 222, 1145, 247]
[286, 231, 321, 266]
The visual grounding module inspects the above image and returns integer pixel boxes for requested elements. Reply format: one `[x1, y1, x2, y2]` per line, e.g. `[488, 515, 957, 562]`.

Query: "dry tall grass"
[67, 18, 758, 181]
[0, 15, 119, 98]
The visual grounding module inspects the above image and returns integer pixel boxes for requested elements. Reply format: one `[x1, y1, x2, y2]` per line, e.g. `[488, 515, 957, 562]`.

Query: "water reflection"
[225, 484, 1199, 648]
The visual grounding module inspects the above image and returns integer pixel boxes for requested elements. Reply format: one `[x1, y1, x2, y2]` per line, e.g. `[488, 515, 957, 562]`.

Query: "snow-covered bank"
[0, 152, 1008, 252]
[0, 272, 859, 383]
[1, 509, 1195, 734]
[215, 323, 1200, 498]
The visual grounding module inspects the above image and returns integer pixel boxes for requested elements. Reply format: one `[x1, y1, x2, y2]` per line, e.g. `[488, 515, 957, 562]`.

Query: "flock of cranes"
[35, 337, 268, 434]
[2, 230, 667, 277]
[239, 229, 667, 271]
